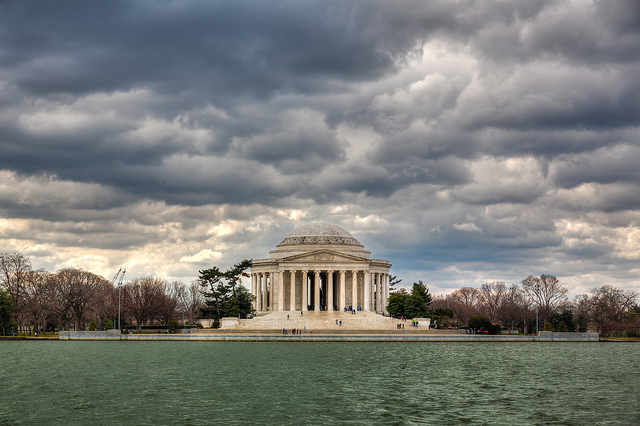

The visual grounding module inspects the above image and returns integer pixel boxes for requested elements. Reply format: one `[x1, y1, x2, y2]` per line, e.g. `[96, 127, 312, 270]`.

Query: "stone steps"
[231, 311, 428, 331]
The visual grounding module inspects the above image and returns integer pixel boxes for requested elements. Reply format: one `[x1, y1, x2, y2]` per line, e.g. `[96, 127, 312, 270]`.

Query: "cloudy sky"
[1, 0, 639, 296]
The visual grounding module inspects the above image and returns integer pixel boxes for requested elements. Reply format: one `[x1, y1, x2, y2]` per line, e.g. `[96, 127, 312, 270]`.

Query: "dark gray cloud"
[552, 143, 640, 189]
[0, 1, 425, 100]
[0, 0, 639, 295]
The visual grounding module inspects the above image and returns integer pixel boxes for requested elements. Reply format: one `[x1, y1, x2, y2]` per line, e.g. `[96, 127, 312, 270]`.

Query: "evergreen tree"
[468, 315, 492, 332]
[405, 280, 432, 318]
[388, 275, 402, 292]
[468, 315, 501, 334]
[430, 308, 454, 329]
[199, 266, 227, 320]
[387, 281, 433, 319]
[386, 291, 407, 317]
[0, 289, 16, 335]
[549, 309, 576, 332]
[199, 259, 255, 325]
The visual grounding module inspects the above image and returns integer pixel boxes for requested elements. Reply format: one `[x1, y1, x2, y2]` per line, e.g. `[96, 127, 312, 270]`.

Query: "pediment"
[279, 249, 367, 264]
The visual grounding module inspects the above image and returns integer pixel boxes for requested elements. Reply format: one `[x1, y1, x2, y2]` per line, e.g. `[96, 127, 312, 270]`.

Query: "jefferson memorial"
[219, 222, 423, 330]
[250, 222, 392, 314]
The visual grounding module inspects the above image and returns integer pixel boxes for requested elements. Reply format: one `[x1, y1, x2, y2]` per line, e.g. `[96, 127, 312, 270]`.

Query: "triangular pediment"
[279, 249, 368, 264]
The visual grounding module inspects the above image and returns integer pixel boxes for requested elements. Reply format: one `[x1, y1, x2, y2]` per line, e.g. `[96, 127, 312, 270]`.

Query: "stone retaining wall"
[59, 330, 122, 340]
[59, 331, 600, 342]
[538, 331, 599, 341]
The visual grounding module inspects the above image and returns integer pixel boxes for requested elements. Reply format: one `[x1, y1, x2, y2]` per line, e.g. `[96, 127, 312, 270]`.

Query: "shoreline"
[56, 330, 601, 342]
[3, 331, 618, 342]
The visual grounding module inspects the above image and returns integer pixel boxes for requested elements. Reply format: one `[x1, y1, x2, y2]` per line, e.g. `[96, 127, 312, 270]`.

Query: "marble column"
[327, 270, 334, 311]
[257, 273, 261, 311]
[339, 271, 346, 311]
[302, 270, 308, 311]
[251, 274, 256, 310]
[363, 272, 370, 311]
[265, 272, 270, 312]
[351, 271, 358, 310]
[256, 273, 262, 312]
[262, 272, 270, 311]
[384, 273, 389, 314]
[314, 271, 320, 311]
[376, 273, 382, 313]
[290, 270, 296, 311]
[269, 272, 274, 311]
[380, 273, 385, 313]
[372, 273, 376, 312]
[278, 270, 284, 311]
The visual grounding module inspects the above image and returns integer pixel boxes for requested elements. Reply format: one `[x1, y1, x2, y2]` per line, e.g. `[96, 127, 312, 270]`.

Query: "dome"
[277, 222, 363, 247]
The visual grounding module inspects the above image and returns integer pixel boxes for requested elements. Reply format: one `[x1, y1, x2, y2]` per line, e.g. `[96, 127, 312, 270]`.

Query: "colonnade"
[250, 270, 390, 314]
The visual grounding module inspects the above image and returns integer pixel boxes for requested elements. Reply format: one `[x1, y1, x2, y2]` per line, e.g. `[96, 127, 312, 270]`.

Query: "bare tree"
[496, 285, 527, 334]
[447, 287, 481, 324]
[187, 280, 205, 321]
[522, 275, 569, 324]
[590, 285, 637, 336]
[450, 287, 479, 306]
[45, 272, 72, 330]
[155, 281, 181, 325]
[22, 269, 50, 332]
[173, 281, 204, 325]
[478, 282, 507, 322]
[92, 281, 118, 329]
[123, 277, 165, 331]
[573, 294, 591, 332]
[53, 268, 108, 330]
[0, 253, 32, 329]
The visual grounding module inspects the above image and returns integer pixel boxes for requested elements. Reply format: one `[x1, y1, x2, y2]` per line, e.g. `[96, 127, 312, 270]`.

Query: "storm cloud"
[1, 0, 639, 296]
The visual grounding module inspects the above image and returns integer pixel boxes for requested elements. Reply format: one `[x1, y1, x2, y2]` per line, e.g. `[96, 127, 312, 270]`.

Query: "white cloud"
[179, 249, 223, 264]
[453, 222, 481, 232]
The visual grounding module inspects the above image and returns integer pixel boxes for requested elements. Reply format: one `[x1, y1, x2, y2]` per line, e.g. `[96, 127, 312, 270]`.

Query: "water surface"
[1, 341, 639, 424]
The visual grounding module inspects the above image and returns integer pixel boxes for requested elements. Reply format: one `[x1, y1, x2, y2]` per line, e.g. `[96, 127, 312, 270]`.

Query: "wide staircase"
[232, 310, 420, 331]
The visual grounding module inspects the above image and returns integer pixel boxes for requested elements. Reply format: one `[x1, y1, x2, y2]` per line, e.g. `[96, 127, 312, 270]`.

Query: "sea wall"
[538, 331, 599, 341]
[59, 329, 122, 340]
[59, 330, 600, 342]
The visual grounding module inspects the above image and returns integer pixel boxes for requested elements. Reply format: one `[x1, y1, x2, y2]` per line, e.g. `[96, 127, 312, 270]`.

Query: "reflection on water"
[1, 341, 639, 424]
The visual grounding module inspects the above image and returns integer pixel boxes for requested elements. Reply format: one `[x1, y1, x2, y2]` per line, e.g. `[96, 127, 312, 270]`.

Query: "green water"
[1, 341, 639, 425]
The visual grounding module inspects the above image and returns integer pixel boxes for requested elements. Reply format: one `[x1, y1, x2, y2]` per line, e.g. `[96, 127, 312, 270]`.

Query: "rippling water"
[1, 341, 639, 424]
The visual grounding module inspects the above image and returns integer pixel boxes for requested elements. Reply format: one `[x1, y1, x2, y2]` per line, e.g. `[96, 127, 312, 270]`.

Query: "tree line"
[2, 251, 637, 337]
[0, 253, 204, 334]
[428, 275, 639, 336]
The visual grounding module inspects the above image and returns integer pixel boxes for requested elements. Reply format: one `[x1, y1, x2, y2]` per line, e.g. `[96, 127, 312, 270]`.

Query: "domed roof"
[278, 222, 362, 247]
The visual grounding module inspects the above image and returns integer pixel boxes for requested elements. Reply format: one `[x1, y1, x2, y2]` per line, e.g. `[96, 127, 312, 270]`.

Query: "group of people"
[395, 318, 420, 329]
[305, 305, 332, 311]
[282, 328, 302, 335]
[343, 306, 361, 314]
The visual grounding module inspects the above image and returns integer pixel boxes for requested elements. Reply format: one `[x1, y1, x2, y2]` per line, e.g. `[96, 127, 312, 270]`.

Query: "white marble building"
[250, 222, 392, 315]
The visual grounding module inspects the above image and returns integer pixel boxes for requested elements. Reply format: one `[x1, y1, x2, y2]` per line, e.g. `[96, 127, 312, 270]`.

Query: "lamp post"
[110, 268, 125, 331]
[118, 281, 122, 331]
[116, 269, 126, 331]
